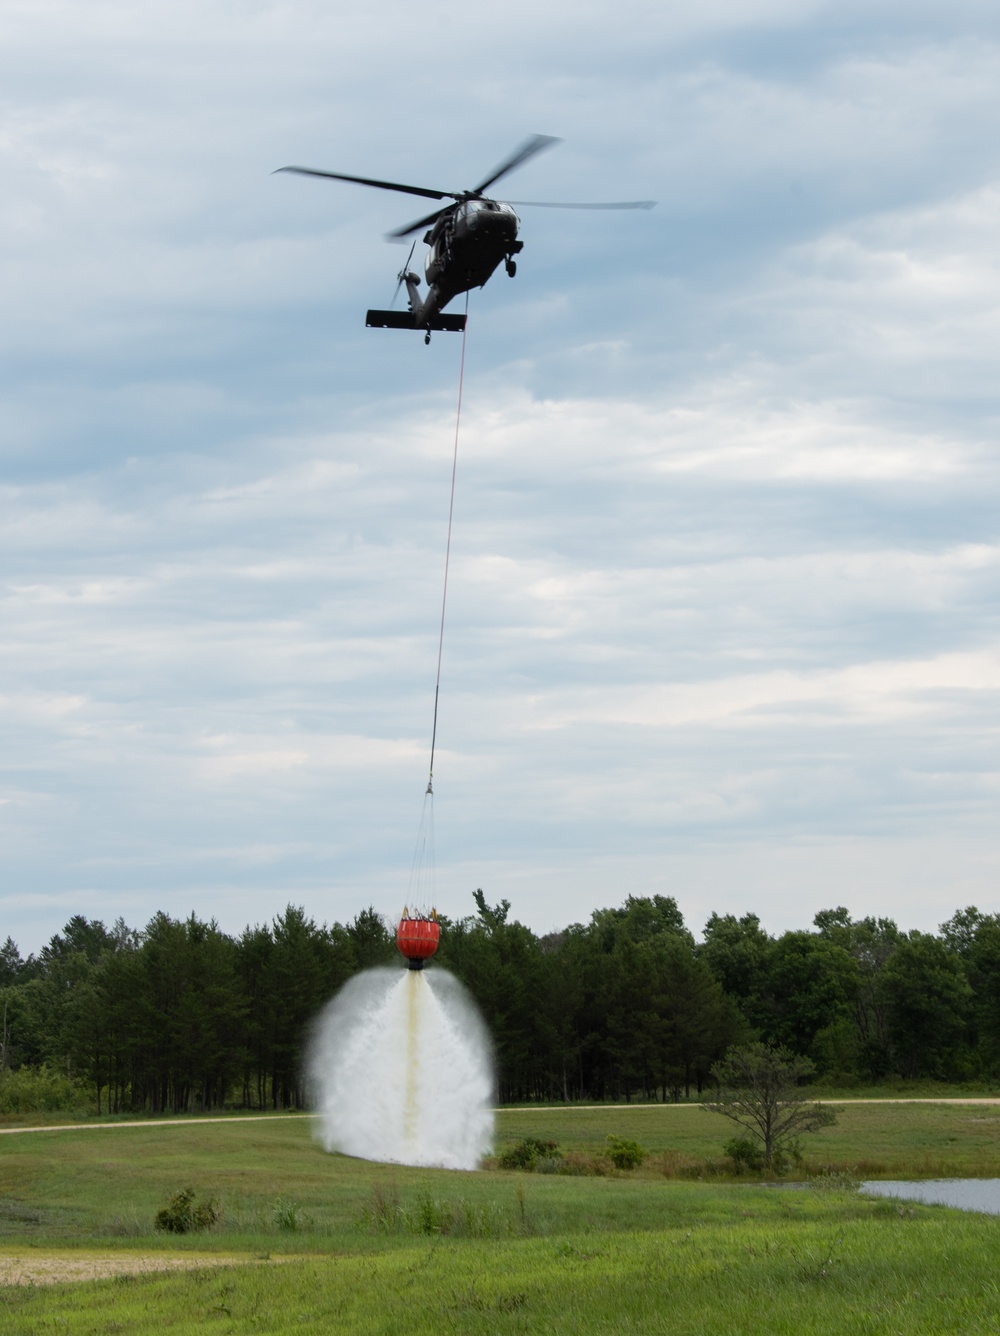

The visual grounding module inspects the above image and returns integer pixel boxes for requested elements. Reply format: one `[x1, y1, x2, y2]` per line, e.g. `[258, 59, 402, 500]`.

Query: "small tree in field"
[704, 1043, 836, 1172]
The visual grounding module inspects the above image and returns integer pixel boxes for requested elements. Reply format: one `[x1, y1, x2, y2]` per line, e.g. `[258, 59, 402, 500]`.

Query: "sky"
[2, 0, 1000, 953]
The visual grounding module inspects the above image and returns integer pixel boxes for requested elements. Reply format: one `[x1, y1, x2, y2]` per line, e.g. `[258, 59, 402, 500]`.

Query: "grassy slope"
[3, 1198, 1000, 1334]
[1, 1101, 999, 1238]
[499, 1101, 1000, 1177]
[2, 1108, 1000, 1332]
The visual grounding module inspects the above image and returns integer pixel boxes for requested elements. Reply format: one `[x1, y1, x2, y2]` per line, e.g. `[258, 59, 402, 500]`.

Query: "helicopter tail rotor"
[390, 241, 418, 308]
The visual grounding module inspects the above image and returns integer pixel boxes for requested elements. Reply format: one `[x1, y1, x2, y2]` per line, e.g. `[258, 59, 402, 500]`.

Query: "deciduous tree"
[704, 1042, 836, 1170]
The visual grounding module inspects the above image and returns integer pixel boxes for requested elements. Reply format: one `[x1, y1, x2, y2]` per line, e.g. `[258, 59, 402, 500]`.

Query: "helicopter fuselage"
[279, 134, 653, 341]
[404, 198, 523, 326]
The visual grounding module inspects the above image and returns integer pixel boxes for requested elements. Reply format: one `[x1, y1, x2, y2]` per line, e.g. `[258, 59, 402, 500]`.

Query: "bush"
[724, 1135, 803, 1177]
[724, 1136, 766, 1174]
[154, 1188, 219, 1234]
[606, 1135, 646, 1170]
[495, 1139, 633, 1177]
[0, 1065, 92, 1115]
[496, 1138, 561, 1171]
[272, 1199, 309, 1231]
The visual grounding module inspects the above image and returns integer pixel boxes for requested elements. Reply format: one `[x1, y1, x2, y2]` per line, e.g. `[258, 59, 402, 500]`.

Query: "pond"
[861, 1180, 1000, 1215]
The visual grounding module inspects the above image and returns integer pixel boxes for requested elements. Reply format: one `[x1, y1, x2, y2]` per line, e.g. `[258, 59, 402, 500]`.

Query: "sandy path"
[0, 1252, 293, 1287]
[2, 1098, 999, 1136]
[503, 1098, 1000, 1110]
[0, 1114, 309, 1136]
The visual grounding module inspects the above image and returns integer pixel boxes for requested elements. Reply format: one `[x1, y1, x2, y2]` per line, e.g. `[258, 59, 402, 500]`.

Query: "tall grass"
[357, 1182, 531, 1238]
[5, 1202, 1000, 1334]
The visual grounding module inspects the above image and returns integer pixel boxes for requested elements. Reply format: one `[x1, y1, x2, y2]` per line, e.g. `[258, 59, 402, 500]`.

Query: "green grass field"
[2, 1103, 1000, 1332]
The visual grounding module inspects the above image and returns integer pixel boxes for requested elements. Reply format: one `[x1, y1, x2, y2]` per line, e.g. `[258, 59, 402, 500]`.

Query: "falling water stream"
[308, 966, 494, 1170]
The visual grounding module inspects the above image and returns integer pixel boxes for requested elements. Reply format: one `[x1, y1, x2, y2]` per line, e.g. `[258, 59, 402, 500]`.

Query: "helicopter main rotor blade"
[505, 198, 657, 210]
[274, 166, 456, 202]
[471, 134, 561, 197]
[385, 206, 451, 241]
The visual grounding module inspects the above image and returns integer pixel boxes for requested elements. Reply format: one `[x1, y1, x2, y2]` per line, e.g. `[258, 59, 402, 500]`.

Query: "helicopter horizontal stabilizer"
[365, 310, 467, 332]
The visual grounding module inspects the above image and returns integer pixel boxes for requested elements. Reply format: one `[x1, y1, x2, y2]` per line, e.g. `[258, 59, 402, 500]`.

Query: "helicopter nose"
[485, 213, 517, 241]
[466, 201, 518, 236]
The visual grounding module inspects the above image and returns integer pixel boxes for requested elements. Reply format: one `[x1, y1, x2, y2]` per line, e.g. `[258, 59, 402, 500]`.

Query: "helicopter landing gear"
[505, 258, 517, 277]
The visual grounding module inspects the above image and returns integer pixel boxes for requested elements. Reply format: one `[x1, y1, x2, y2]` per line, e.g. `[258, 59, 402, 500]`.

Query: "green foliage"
[880, 931, 974, 1079]
[497, 1136, 561, 1170]
[765, 931, 861, 1060]
[153, 1188, 219, 1234]
[699, 911, 772, 1026]
[472, 889, 511, 930]
[723, 1135, 766, 1173]
[270, 1199, 307, 1232]
[359, 1182, 404, 1232]
[706, 1042, 837, 1171]
[809, 1167, 862, 1193]
[358, 1186, 529, 1239]
[345, 906, 396, 969]
[0, 1064, 91, 1114]
[495, 1134, 649, 1176]
[1, 893, 999, 1113]
[605, 1134, 646, 1169]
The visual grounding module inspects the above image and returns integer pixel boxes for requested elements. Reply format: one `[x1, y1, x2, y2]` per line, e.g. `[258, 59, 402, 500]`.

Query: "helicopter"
[276, 135, 655, 343]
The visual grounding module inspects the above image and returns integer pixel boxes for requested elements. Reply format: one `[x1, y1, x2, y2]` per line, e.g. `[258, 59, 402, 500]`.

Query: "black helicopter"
[276, 135, 655, 343]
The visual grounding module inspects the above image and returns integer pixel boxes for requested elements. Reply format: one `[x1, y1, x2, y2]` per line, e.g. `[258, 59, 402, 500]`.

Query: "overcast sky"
[3, 0, 1000, 953]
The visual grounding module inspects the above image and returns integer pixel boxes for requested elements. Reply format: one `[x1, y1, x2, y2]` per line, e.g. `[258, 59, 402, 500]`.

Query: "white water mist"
[307, 967, 494, 1170]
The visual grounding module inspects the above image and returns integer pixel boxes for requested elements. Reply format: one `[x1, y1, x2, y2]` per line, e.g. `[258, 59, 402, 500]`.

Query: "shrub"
[606, 1135, 646, 1170]
[724, 1136, 766, 1174]
[272, 1199, 307, 1231]
[0, 1065, 91, 1115]
[496, 1138, 561, 1171]
[154, 1188, 219, 1234]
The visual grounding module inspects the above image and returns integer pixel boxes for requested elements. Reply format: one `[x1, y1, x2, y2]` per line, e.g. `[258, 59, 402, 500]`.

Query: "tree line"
[1, 892, 997, 1112]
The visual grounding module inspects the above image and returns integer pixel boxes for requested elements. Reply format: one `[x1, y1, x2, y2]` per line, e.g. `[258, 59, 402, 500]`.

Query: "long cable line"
[426, 293, 469, 796]
[407, 296, 469, 908]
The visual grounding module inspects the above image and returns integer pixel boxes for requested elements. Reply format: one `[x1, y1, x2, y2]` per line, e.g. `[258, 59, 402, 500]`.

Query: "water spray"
[307, 956, 494, 1170]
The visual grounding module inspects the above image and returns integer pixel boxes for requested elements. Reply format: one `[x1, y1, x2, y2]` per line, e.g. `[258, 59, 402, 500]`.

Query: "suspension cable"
[406, 783, 436, 908]
[426, 292, 469, 795]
